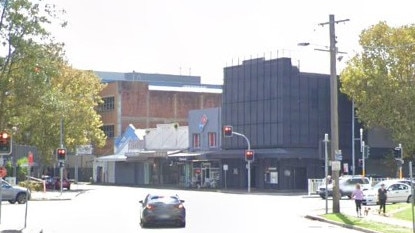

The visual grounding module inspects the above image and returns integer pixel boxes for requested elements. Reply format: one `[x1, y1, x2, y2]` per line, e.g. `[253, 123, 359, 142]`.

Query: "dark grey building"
[214, 57, 361, 190]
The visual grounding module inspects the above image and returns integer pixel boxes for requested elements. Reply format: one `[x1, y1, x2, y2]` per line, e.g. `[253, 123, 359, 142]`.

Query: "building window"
[98, 96, 115, 112]
[208, 132, 217, 148]
[101, 125, 115, 138]
[193, 133, 200, 148]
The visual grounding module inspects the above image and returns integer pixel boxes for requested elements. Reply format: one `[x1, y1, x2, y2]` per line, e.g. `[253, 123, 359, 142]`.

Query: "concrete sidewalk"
[305, 205, 413, 233]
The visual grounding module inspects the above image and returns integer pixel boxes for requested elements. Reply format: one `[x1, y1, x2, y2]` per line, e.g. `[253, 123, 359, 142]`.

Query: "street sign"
[76, 144, 93, 155]
[0, 166, 7, 178]
[331, 161, 341, 171]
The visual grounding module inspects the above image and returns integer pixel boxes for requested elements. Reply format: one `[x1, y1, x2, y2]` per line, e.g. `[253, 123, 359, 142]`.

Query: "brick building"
[94, 71, 222, 156]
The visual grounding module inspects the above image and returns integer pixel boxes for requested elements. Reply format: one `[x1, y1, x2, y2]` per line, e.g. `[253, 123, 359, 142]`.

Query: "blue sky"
[48, 0, 415, 84]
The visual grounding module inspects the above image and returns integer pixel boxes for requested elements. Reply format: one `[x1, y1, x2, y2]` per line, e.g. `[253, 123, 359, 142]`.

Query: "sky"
[47, 0, 415, 85]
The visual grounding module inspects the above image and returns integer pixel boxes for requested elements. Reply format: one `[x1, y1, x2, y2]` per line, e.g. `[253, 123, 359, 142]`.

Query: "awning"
[96, 154, 127, 162]
[205, 148, 318, 159]
[168, 152, 203, 157]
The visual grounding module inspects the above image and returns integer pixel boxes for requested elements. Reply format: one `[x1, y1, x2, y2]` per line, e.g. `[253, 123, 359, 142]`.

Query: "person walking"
[351, 183, 364, 217]
[378, 183, 387, 215]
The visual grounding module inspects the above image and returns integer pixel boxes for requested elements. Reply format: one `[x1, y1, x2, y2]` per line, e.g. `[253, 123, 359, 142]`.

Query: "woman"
[351, 183, 364, 217]
[378, 183, 387, 215]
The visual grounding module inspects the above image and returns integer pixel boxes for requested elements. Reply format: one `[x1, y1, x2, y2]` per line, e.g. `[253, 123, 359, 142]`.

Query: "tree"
[0, 1, 106, 165]
[340, 22, 415, 157]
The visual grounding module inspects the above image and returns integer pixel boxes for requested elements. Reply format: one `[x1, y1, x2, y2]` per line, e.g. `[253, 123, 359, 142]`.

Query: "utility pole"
[319, 14, 349, 214]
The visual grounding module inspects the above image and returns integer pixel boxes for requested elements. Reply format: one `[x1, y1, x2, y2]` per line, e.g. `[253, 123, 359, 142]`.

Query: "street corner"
[0, 228, 43, 233]
[302, 194, 320, 198]
[30, 190, 81, 201]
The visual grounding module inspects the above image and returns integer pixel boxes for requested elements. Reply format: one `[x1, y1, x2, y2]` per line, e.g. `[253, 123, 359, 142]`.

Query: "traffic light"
[57, 148, 67, 161]
[245, 150, 255, 162]
[0, 130, 12, 155]
[223, 125, 233, 137]
[394, 146, 402, 158]
[364, 145, 370, 159]
[358, 159, 363, 167]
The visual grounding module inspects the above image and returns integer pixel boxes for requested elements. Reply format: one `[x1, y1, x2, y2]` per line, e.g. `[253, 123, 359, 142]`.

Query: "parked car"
[1, 180, 31, 204]
[43, 176, 71, 190]
[318, 175, 371, 199]
[363, 180, 412, 205]
[139, 194, 186, 228]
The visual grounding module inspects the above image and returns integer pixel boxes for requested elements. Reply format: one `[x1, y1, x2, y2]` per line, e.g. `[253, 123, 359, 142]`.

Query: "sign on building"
[76, 145, 93, 155]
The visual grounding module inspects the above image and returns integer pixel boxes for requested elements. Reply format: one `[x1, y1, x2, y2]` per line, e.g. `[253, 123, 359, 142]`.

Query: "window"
[98, 96, 115, 112]
[192, 134, 200, 148]
[101, 125, 115, 138]
[208, 132, 217, 148]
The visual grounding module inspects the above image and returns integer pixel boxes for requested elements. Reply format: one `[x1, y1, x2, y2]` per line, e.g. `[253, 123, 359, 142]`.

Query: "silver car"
[1, 180, 31, 204]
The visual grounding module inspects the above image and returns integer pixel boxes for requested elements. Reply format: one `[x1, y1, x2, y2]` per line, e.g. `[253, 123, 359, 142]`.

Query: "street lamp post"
[299, 14, 349, 213]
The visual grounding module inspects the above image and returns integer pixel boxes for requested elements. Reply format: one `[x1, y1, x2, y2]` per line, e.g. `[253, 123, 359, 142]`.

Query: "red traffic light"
[223, 125, 233, 137]
[245, 150, 255, 161]
[57, 148, 67, 160]
[0, 130, 12, 155]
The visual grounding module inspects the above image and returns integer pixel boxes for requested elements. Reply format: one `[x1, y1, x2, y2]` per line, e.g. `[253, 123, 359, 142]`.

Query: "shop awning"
[96, 154, 127, 162]
[168, 152, 203, 157]
[205, 148, 318, 159]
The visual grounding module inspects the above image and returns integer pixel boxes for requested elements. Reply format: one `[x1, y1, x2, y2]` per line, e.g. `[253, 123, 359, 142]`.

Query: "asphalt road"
[0, 185, 364, 233]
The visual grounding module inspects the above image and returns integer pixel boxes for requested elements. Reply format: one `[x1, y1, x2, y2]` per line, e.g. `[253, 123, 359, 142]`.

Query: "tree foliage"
[340, 22, 415, 157]
[0, 0, 106, 165]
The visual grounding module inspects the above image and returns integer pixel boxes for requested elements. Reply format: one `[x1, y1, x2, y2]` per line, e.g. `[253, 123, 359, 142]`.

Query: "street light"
[298, 14, 349, 214]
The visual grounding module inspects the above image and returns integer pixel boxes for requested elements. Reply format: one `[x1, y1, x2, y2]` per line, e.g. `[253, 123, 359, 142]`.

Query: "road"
[0, 185, 363, 233]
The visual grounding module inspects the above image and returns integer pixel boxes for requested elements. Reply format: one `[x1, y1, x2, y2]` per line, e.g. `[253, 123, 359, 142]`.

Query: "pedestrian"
[351, 183, 364, 217]
[378, 183, 387, 215]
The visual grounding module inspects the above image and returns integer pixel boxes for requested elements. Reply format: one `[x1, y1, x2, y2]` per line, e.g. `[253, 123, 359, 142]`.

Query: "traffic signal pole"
[231, 132, 251, 193]
[223, 126, 252, 193]
[60, 118, 64, 195]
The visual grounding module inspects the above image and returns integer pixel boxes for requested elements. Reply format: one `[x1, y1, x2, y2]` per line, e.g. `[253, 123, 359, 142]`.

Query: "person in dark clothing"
[378, 183, 387, 215]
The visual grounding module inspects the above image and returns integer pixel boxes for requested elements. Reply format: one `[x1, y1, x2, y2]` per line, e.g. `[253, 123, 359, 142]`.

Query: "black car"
[139, 194, 186, 228]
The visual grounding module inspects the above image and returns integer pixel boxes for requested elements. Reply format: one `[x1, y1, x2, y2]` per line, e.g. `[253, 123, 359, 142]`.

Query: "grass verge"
[323, 213, 412, 233]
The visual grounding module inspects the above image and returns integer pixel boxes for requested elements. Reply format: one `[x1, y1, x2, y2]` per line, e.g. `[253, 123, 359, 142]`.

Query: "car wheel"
[67, 185, 70, 190]
[140, 219, 149, 228]
[16, 193, 27, 204]
[407, 195, 413, 203]
[8, 200, 16, 204]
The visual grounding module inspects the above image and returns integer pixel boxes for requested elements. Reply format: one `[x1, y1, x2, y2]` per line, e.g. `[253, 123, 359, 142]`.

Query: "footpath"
[0, 184, 90, 233]
[304, 195, 413, 233]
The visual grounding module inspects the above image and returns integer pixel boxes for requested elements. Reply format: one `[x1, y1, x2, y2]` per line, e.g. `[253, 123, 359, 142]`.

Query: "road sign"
[0, 166, 7, 178]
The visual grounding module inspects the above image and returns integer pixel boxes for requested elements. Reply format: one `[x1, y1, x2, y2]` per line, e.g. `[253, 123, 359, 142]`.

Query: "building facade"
[94, 72, 222, 156]
[216, 57, 362, 190]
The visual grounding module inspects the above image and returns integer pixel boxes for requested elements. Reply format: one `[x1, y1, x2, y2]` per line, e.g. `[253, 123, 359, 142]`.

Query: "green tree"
[340, 22, 415, 157]
[0, 1, 106, 165]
